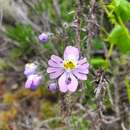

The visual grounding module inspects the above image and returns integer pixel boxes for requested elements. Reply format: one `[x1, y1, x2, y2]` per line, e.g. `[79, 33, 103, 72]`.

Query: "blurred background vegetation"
[0, 0, 130, 130]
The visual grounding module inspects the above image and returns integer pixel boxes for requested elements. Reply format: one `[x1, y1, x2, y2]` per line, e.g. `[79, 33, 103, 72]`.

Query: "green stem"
[107, 43, 114, 58]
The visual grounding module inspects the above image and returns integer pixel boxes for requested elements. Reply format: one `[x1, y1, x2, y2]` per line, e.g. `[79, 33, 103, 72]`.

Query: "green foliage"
[9, 48, 23, 60]
[84, 80, 94, 103]
[93, 38, 104, 50]
[33, 0, 53, 17]
[1, 0, 130, 129]
[6, 24, 36, 61]
[33, 0, 75, 22]
[71, 115, 91, 130]
[59, 0, 75, 21]
[106, 0, 130, 54]
[113, 0, 130, 22]
[107, 0, 130, 23]
[107, 24, 130, 53]
[43, 41, 54, 51]
[90, 58, 109, 69]
[6, 24, 35, 51]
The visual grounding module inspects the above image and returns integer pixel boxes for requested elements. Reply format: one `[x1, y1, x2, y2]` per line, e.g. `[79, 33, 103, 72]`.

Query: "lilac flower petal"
[58, 73, 68, 93]
[51, 55, 63, 63]
[24, 63, 37, 77]
[24, 69, 34, 77]
[72, 70, 87, 80]
[78, 58, 87, 65]
[75, 68, 89, 74]
[77, 63, 89, 69]
[67, 74, 78, 92]
[64, 46, 79, 60]
[25, 78, 33, 89]
[25, 75, 42, 90]
[47, 67, 60, 73]
[48, 59, 62, 68]
[33, 75, 42, 87]
[49, 69, 64, 79]
[58, 73, 78, 92]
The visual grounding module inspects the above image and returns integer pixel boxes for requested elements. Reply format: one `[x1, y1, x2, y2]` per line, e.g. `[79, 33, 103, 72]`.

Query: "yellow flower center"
[26, 63, 34, 68]
[63, 60, 77, 70]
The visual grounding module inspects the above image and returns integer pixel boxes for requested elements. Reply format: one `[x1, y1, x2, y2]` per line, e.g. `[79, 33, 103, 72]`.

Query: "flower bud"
[25, 74, 42, 90]
[24, 63, 37, 77]
[48, 83, 57, 93]
[38, 33, 48, 43]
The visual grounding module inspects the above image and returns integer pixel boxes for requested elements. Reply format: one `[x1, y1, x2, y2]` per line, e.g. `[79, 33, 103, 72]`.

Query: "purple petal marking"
[75, 68, 89, 74]
[49, 69, 64, 79]
[58, 73, 78, 93]
[76, 63, 89, 77]
[78, 58, 87, 65]
[64, 46, 79, 60]
[77, 63, 89, 69]
[48, 59, 62, 68]
[65, 77, 71, 85]
[72, 70, 87, 80]
[67, 74, 78, 92]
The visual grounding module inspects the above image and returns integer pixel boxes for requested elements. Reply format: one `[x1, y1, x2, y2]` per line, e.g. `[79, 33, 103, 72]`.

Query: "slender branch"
[75, 0, 81, 49]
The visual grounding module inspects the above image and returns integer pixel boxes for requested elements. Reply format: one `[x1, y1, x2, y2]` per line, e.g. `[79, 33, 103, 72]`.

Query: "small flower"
[48, 83, 58, 93]
[47, 46, 89, 93]
[24, 63, 37, 77]
[25, 74, 42, 90]
[38, 33, 48, 43]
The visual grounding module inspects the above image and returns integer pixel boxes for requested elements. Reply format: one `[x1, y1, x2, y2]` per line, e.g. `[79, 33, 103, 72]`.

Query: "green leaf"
[114, 0, 123, 6]
[108, 25, 130, 53]
[114, 0, 130, 22]
[90, 58, 109, 68]
[93, 37, 104, 50]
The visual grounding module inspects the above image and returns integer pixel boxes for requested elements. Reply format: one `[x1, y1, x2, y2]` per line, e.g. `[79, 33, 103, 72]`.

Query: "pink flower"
[25, 74, 42, 90]
[47, 46, 89, 93]
[24, 63, 37, 77]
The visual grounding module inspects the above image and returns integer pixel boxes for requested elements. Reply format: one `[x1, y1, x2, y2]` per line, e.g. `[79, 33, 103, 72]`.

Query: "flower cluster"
[24, 34, 89, 93]
[47, 46, 89, 93]
[24, 63, 42, 90]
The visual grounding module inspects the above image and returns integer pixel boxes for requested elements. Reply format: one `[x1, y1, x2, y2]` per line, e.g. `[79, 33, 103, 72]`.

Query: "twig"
[86, 0, 97, 59]
[101, 117, 120, 124]
[35, 117, 62, 130]
[0, 8, 3, 26]
[75, 0, 81, 49]
[106, 83, 114, 106]
[52, 0, 61, 18]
